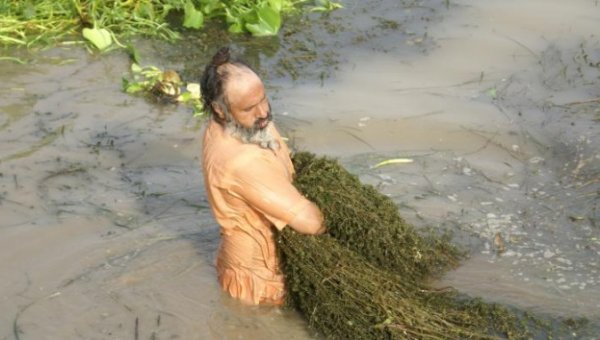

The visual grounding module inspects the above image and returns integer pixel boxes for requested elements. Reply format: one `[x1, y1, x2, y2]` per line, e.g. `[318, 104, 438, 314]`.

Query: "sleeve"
[227, 153, 312, 230]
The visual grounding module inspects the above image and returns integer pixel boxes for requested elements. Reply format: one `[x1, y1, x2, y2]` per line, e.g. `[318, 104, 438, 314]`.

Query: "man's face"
[214, 66, 279, 150]
[222, 69, 271, 130]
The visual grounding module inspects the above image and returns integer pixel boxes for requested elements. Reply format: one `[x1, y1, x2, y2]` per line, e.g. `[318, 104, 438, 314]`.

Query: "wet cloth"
[202, 119, 312, 305]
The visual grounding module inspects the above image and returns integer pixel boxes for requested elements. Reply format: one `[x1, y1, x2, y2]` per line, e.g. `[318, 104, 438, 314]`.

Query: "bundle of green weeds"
[291, 151, 461, 284]
[278, 228, 533, 339]
[276, 152, 537, 339]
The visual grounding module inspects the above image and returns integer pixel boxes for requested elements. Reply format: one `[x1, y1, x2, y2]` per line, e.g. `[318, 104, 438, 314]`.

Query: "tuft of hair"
[200, 46, 254, 122]
[211, 46, 231, 66]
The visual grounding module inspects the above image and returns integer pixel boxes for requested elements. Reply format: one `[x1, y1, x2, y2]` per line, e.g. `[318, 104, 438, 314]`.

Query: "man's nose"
[256, 102, 268, 118]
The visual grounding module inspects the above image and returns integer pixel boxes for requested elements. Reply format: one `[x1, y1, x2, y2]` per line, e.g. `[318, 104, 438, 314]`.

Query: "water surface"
[1, 0, 599, 338]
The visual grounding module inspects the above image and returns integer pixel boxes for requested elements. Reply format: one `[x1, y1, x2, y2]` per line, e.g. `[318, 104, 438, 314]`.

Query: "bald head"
[219, 64, 261, 104]
[200, 47, 259, 124]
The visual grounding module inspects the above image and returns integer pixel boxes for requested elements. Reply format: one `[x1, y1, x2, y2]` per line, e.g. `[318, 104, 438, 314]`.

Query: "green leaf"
[177, 92, 192, 102]
[310, 7, 328, 12]
[268, 0, 283, 12]
[0, 56, 27, 64]
[225, 8, 237, 23]
[186, 83, 201, 99]
[82, 27, 112, 51]
[225, 7, 243, 32]
[200, 0, 221, 15]
[0, 35, 26, 45]
[134, 2, 155, 20]
[183, 1, 204, 29]
[246, 6, 281, 36]
[126, 44, 141, 64]
[125, 83, 146, 94]
[259, 6, 281, 30]
[228, 22, 244, 33]
[372, 158, 414, 169]
[312, 0, 343, 11]
[131, 63, 142, 73]
[331, 2, 343, 10]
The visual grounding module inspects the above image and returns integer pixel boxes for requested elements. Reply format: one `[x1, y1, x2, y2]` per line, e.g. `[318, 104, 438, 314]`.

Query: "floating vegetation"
[0, 0, 342, 51]
[277, 152, 568, 339]
[122, 62, 205, 117]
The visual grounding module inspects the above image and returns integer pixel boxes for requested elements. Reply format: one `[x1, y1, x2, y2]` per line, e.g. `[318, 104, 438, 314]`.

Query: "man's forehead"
[221, 64, 258, 83]
[223, 65, 263, 98]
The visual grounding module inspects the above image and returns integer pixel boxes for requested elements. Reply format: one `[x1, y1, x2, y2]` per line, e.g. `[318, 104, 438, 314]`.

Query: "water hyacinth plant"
[0, 0, 342, 51]
[122, 62, 206, 117]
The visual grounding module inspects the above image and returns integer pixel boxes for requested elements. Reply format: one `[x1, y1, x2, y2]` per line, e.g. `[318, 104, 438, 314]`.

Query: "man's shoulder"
[204, 137, 262, 173]
[202, 121, 287, 174]
[203, 121, 242, 162]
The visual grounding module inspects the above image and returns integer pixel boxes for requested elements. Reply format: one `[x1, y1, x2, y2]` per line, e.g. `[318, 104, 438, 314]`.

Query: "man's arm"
[228, 155, 325, 235]
[288, 201, 325, 235]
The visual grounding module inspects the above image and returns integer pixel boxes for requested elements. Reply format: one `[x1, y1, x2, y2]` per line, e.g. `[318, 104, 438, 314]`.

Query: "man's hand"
[289, 201, 326, 235]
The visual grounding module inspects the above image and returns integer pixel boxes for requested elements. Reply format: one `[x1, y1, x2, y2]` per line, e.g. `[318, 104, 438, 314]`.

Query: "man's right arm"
[288, 201, 326, 235]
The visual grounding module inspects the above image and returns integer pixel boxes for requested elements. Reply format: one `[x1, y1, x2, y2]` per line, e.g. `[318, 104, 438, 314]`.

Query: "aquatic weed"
[278, 151, 574, 339]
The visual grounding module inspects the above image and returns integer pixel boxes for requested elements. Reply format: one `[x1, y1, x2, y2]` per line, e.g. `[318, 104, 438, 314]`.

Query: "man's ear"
[212, 102, 225, 120]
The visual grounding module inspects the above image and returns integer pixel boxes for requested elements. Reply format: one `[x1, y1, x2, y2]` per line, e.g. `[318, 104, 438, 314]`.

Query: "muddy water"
[1, 0, 599, 339]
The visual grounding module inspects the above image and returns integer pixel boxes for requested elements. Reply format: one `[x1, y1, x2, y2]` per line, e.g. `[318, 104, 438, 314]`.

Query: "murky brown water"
[1, 0, 599, 339]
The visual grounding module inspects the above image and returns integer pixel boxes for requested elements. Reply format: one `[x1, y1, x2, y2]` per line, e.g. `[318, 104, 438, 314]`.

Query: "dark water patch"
[128, 0, 447, 86]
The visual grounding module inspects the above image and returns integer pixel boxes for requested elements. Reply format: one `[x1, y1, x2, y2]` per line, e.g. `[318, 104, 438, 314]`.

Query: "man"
[200, 47, 326, 305]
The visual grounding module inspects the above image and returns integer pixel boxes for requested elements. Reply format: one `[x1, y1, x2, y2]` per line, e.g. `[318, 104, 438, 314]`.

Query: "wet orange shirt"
[202, 119, 311, 305]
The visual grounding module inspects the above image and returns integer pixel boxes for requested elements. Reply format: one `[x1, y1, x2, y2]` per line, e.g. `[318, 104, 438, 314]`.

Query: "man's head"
[200, 47, 278, 150]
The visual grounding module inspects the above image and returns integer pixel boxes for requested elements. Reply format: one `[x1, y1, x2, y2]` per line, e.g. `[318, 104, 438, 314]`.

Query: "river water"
[1, 0, 599, 339]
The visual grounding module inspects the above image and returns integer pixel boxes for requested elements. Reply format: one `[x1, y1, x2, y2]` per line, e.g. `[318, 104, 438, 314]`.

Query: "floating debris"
[371, 158, 414, 169]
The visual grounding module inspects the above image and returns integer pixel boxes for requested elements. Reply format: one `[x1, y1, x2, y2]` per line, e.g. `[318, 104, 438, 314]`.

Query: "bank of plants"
[0, 0, 342, 51]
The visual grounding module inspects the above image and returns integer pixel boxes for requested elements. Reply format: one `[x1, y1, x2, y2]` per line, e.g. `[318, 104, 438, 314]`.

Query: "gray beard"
[224, 120, 280, 151]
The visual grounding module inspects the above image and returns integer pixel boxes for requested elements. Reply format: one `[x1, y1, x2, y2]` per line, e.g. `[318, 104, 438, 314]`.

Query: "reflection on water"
[1, 0, 599, 338]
